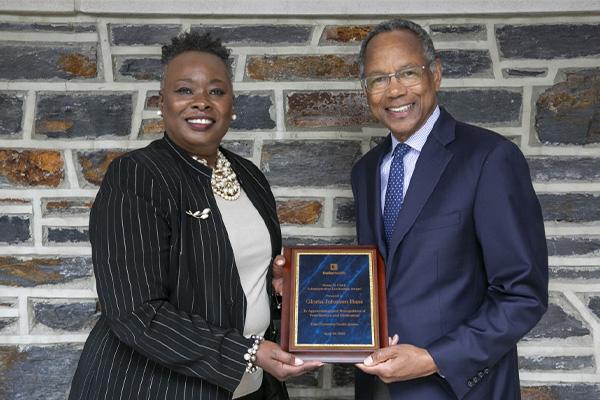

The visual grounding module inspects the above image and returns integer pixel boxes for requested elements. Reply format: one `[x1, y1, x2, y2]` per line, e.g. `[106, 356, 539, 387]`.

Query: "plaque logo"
[330, 263, 338, 271]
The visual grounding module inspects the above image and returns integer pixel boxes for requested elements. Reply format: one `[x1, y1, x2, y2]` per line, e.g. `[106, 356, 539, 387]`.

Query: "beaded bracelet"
[244, 335, 264, 374]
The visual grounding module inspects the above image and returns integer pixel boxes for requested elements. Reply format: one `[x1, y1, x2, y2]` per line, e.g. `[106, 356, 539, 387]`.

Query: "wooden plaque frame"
[280, 245, 388, 363]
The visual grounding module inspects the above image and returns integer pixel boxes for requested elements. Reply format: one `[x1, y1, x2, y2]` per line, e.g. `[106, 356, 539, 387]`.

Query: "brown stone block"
[322, 25, 372, 43]
[277, 199, 323, 225]
[140, 119, 164, 136]
[78, 150, 126, 186]
[286, 91, 375, 128]
[246, 55, 359, 81]
[0, 150, 63, 187]
[521, 386, 559, 400]
[535, 69, 600, 145]
[36, 119, 74, 135]
[0, 198, 30, 205]
[145, 93, 160, 109]
[0, 257, 61, 286]
[0, 256, 92, 287]
[57, 53, 97, 78]
[42, 198, 93, 217]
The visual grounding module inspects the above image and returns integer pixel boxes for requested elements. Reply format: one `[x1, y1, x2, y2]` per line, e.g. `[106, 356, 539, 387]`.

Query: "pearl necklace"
[192, 151, 241, 200]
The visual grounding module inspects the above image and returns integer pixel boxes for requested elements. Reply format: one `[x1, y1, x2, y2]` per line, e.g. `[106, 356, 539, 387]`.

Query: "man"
[351, 19, 548, 400]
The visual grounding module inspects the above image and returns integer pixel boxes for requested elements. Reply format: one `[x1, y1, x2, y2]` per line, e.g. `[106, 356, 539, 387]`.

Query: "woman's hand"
[271, 255, 286, 296]
[255, 340, 322, 381]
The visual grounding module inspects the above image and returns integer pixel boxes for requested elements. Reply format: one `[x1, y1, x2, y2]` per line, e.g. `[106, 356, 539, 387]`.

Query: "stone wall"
[0, 4, 599, 400]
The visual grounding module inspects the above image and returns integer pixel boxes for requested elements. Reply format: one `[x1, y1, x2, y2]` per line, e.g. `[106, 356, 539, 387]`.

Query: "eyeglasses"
[361, 65, 429, 93]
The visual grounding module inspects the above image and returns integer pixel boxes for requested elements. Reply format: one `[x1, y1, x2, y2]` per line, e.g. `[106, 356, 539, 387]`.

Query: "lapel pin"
[186, 208, 211, 219]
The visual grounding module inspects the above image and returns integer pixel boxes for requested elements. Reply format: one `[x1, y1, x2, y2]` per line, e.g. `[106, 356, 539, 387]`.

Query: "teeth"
[388, 104, 412, 112]
[187, 118, 213, 124]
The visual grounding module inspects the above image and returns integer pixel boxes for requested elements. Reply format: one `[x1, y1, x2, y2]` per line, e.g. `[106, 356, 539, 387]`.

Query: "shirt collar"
[390, 106, 440, 153]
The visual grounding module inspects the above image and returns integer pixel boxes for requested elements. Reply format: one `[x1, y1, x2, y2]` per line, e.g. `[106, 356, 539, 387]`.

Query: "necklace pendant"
[191, 150, 240, 201]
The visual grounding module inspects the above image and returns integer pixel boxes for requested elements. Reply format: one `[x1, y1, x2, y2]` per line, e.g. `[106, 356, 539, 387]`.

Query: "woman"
[69, 32, 320, 400]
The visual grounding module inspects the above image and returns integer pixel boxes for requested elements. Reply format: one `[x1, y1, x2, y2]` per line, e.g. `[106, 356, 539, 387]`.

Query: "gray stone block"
[332, 364, 355, 386]
[430, 24, 486, 41]
[0, 317, 16, 332]
[221, 140, 254, 158]
[261, 140, 361, 187]
[114, 57, 162, 81]
[109, 24, 181, 45]
[45, 227, 89, 244]
[587, 296, 600, 319]
[539, 193, 600, 222]
[35, 92, 132, 138]
[496, 24, 600, 59]
[0, 215, 30, 244]
[437, 50, 493, 78]
[502, 68, 548, 78]
[525, 303, 589, 340]
[519, 355, 594, 371]
[437, 89, 522, 126]
[550, 266, 600, 281]
[286, 369, 319, 388]
[0, 256, 93, 287]
[528, 157, 600, 182]
[231, 93, 276, 130]
[283, 236, 356, 247]
[0, 345, 82, 400]
[0, 92, 24, 135]
[33, 301, 99, 331]
[0, 43, 97, 80]
[334, 198, 355, 225]
[547, 237, 600, 256]
[191, 25, 312, 45]
[0, 23, 96, 32]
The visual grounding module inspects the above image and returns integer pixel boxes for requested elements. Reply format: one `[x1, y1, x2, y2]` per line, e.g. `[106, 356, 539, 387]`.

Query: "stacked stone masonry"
[0, 10, 599, 400]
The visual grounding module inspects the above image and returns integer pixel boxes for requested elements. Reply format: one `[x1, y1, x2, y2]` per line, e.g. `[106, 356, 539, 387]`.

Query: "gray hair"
[358, 19, 437, 78]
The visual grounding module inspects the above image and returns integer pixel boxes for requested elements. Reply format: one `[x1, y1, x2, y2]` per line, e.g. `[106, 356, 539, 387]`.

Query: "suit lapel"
[386, 110, 456, 280]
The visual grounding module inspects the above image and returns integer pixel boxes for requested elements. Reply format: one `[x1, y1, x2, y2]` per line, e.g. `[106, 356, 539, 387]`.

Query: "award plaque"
[280, 245, 387, 363]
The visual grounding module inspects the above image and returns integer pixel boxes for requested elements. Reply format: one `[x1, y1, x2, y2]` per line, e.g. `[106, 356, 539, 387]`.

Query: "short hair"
[161, 31, 233, 79]
[358, 19, 437, 78]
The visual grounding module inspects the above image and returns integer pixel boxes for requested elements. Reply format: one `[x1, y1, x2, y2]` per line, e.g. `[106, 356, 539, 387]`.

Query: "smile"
[187, 118, 214, 124]
[387, 104, 414, 113]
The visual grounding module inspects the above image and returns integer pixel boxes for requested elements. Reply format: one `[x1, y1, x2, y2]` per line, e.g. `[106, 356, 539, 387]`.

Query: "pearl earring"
[157, 110, 162, 116]
[232, 114, 237, 121]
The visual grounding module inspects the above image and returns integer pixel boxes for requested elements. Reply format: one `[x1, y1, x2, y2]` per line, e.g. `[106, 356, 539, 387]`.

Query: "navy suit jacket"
[351, 108, 548, 400]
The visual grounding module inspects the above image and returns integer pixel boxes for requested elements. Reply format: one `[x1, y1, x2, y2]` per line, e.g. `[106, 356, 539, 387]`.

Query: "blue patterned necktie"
[383, 143, 411, 244]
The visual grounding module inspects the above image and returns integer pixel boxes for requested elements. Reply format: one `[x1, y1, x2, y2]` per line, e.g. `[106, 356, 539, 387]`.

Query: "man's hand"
[255, 340, 322, 381]
[272, 255, 285, 295]
[356, 343, 438, 383]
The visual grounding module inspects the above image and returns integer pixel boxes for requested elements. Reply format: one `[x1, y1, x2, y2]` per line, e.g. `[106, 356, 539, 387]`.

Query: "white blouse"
[216, 188, 272, 398]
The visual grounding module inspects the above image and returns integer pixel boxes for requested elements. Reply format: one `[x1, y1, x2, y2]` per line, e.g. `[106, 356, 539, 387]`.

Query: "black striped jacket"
[69, 134, 282, 400]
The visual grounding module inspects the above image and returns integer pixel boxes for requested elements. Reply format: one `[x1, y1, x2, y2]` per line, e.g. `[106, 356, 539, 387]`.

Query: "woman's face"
[159, 51, 234, 157]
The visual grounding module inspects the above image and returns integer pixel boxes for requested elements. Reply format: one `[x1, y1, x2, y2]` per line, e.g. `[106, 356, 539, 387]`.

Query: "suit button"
[478, 371, 484, 378]
[467, 380, 474, 387]
[473, 377, 478, 384]
[484, 368, 489, 375]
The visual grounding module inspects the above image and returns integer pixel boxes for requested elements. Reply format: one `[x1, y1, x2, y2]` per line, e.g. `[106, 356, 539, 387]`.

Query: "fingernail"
[363, 356, 373, 366]
[294, 358, 304, 366]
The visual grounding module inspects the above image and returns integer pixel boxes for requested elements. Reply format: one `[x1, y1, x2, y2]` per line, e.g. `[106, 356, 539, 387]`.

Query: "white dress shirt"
[380, 106, 441, 214]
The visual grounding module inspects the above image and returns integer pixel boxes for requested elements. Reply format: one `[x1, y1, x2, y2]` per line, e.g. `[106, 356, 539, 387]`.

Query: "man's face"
[362, 29, 442, 142]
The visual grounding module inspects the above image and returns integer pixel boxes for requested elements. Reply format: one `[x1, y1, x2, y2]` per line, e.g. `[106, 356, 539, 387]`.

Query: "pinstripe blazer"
[69, 134, 282, 400]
